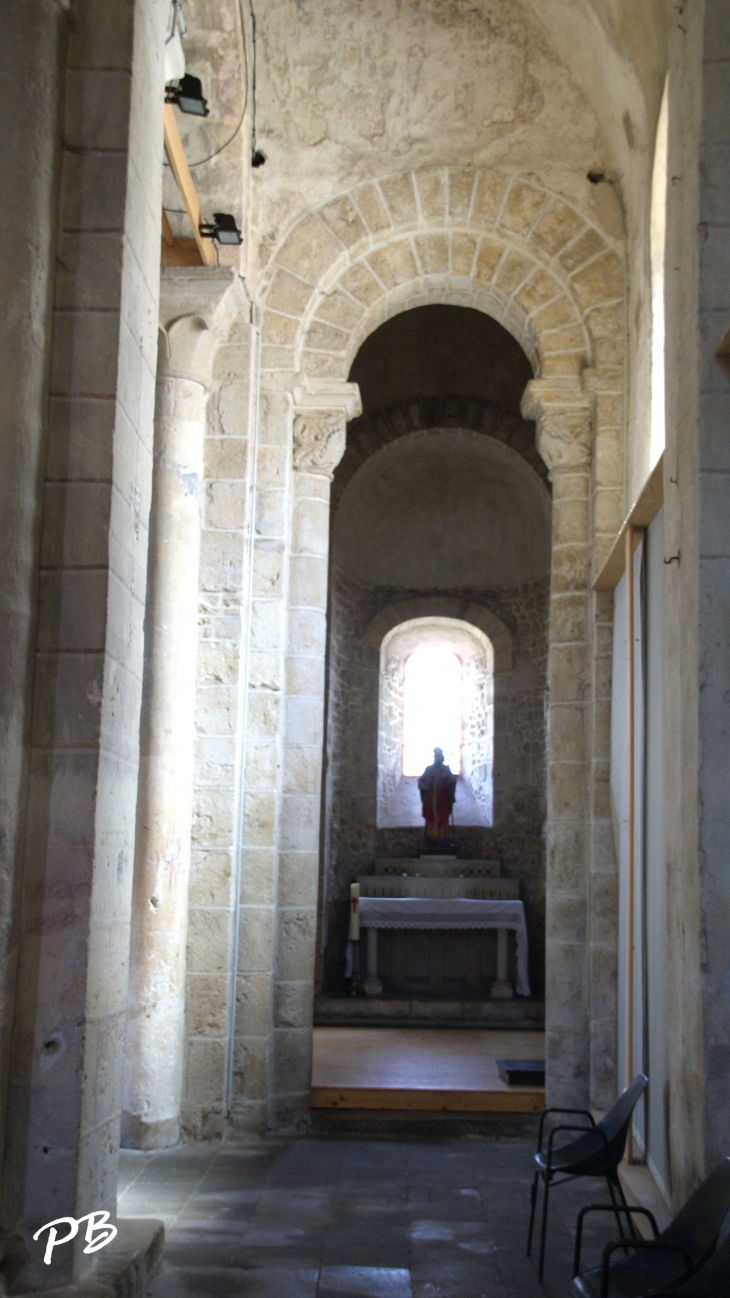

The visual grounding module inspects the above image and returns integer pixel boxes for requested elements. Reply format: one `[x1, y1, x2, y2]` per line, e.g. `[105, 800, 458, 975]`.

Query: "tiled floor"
[119, 1135, 616, 1298]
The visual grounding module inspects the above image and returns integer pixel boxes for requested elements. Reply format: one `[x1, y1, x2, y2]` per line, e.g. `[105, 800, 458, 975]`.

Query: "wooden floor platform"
[311, 1026, 545, 1113]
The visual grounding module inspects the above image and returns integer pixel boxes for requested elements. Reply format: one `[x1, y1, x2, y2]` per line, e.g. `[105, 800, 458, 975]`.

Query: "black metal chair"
[570, 1155, 730, 1298]
[526, 1074, 647, 1281]
[650, 1229, 730, 1296]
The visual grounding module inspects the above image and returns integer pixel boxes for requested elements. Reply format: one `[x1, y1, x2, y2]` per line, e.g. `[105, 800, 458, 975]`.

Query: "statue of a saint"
[418, 747, 457, 841]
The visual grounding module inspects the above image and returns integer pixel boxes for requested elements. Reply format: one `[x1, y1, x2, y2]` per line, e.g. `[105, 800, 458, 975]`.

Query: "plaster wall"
[333, 430, 551, 590]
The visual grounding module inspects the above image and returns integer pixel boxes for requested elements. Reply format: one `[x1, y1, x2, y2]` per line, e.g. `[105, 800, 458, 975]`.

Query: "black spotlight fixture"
[165, 74, 209, 117]
[199, 213, 243, 246]
[252, 149, 266, 168]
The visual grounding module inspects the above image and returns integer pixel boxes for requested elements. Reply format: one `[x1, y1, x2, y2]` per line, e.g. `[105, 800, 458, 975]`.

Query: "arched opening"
[319, 303, 551, 1007]
[377, 617, 494, 829]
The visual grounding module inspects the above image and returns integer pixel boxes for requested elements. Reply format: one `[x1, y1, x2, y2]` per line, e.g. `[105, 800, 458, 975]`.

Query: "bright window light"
[650, 77, 668, 469]
[402, 646, 462, 776]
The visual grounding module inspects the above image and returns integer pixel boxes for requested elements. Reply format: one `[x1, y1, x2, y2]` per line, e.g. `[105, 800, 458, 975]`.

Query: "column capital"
[158, 268, 248, 385]
[292, 378, 362, 477]
[521, 376, 592, 473]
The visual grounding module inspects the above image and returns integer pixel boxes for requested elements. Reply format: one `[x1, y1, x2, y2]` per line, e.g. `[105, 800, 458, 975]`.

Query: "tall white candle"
[349, 882, 360, 941]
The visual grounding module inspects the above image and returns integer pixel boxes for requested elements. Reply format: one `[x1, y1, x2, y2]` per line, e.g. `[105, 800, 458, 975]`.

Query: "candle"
[349, 882, 360, 941]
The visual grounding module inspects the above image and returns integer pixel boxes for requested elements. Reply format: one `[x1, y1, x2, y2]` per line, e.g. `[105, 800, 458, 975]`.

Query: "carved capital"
[292, 409, 347, 477]
[291, 377, 362, 477]
[521, 377, 592, 473]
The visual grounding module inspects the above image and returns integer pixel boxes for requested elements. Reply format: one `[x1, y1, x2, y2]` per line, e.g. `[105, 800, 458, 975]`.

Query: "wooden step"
[311, 1085, 544, 1112]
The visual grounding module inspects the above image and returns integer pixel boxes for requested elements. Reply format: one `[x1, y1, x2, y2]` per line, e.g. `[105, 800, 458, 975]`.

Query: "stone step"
[314, 995, 545, 1030]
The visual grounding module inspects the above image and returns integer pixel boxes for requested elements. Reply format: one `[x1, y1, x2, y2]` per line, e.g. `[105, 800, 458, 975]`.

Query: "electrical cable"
[165, 0, 253, 170]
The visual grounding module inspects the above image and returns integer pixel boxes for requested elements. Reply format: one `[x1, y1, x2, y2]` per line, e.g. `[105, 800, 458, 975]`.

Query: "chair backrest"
[663, 1157, 730, 1267]
[597, 1074, 648, 1162]
[666, 1228, 730, 1295]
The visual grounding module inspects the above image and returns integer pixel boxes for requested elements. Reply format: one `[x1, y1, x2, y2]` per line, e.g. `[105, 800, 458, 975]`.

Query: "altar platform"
[310, 1026, 545, 1114]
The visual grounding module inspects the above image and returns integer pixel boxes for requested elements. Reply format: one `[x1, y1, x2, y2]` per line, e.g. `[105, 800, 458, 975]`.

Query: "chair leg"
[537, 1173, 551, 1282]
[606, 1175, 628, 1243]
[613, 1170, 640, 1239]
[526, 1171, 539, 1256]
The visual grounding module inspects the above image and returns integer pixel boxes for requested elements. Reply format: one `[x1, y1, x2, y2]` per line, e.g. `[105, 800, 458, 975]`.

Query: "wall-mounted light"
[165, 74, 209, 117]
[199, 213, 243, 246]
[252, 150, 266, 168]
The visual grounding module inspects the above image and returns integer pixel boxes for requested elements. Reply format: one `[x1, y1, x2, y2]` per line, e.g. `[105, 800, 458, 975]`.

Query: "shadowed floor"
[119, 1135, 617, 1298]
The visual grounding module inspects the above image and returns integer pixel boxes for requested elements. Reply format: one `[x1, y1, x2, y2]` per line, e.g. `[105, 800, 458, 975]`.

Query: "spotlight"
[252, 150, 266, 168]
[165, 74, 209, 117]
[587, 170, 606, 185]
[199, 213, 243, 246]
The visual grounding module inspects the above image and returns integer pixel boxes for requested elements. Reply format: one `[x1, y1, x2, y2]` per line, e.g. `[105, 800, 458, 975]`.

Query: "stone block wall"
[1, 0, 168, 1286]
[321, 568, 549, 997]
[184, 318, 256, 1140]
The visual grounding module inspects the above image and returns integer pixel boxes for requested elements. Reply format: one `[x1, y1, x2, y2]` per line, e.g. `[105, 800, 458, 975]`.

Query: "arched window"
[377, 617, 493, 828]
[402, 646, 462, 775]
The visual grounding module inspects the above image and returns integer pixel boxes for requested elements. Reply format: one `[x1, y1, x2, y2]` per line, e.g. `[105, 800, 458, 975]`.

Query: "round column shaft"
[123, 375, 205, 1148]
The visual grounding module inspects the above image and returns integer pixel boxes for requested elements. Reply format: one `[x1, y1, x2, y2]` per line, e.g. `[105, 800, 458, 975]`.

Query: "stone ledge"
[15, 1220, 164, 1298]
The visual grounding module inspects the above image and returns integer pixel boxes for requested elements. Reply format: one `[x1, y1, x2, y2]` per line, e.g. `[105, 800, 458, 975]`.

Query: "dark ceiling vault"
[348, 303, 534, 417]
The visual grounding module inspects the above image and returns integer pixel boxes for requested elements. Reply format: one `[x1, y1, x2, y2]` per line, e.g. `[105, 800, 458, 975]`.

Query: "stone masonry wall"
[322, 568, 549, 997]
[183, 315, 256, 1140]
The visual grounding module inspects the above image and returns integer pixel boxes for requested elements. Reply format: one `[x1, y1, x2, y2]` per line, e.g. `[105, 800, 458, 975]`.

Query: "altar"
[352, 862, 531, 1001]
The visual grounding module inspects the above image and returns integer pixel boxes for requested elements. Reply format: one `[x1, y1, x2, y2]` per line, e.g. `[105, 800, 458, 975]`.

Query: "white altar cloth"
[358, 897, 531, 997]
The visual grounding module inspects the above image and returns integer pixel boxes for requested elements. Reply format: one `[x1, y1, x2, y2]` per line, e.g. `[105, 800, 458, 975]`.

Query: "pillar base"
[364, 978, 383, 996]
[490, 980, 514, 1000]
[121, 1112, 180, 1150]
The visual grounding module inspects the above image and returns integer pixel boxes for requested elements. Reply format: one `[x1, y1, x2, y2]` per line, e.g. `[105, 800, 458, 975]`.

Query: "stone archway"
[232, 166, 625, 1130]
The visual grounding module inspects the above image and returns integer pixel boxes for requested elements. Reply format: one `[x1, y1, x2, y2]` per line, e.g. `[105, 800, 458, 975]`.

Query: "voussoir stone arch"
[258, 167, 624, 389]
[364, 597, 513, 673]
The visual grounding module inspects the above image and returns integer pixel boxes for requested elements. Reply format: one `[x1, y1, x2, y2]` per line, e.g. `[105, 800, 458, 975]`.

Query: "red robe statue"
[418, 748, 457, 839]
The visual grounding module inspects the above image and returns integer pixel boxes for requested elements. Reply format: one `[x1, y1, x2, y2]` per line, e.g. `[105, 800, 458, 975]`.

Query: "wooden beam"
[593, 453, 664, 591]
[161, 208, 175, 247]
[716, 322, 730, 356]
[161, 236, 204, 267]
[163, 103, 215, 267]
[310, 1086, 545, 1113]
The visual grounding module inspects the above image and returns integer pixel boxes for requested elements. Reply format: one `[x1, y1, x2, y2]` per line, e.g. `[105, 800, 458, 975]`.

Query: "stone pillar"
[1, 0, 168, 1289]
[122, 371, 206, 1149]
[0, 0, 65, 1203]
[122, 271, 247, 1148]
[272, 381, 360, 1129]
[523, 377, 592, 1108]
[663, 0, 730, 1201]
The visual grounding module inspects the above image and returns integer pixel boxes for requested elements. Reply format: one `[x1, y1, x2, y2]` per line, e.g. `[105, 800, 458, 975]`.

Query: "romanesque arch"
[237, 166, 625, 1126]
[259, 166, 622, 391]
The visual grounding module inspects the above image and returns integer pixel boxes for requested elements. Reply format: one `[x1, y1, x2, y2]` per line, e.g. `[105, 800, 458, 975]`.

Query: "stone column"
[0, 0, 65, 1202]
[122, 370, 206, 1149]
[272, 381, 360, 1129]
[123, 271, 246, 1149]
[523, 377, 592, 1108]
[2, 1, 169, 1289]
